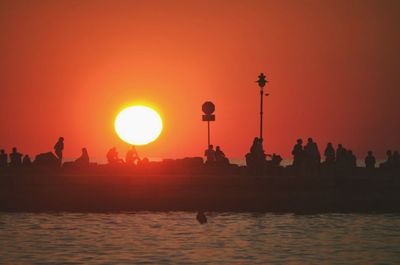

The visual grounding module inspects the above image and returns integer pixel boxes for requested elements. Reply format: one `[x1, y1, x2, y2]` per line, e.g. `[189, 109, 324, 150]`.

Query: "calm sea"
[0, 213, 399, 264]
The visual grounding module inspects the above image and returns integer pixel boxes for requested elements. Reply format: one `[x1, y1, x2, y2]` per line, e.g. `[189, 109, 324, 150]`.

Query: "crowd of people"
[1, 136, 399, 177]
[290, 137, 400, 177]
[0, 136, 150, 169]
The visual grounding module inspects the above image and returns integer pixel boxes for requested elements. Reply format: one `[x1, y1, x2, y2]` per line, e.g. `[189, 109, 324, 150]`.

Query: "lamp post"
[256, 73, 268, 141]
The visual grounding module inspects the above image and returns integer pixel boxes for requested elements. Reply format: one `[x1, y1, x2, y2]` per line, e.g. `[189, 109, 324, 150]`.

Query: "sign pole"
[208, 120, 210, 147]
[202, 101, 216, 149]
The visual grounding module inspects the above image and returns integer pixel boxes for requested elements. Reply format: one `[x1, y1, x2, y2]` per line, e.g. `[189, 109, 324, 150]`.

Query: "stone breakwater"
[1, 171, 399, 213]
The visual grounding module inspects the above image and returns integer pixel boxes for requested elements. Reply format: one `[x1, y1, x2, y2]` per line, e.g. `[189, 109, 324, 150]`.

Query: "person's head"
[216, 146, 220, 151]
[208, 145, 213, 150]
[12, 147, 17, 153]
[253, 137, 259, 143]
[338, 144, 343, 149]
[24, 154, 29, 158]
[308, 137, 313, 143]
[368, 151, 373, 156]
[297, 138, 302, 144]
[82, 148, 87, 154]
[327, 142, 332, 147]
[387, 150, 392, 156]
[0, 149, 4, 154]
[59, 137, 64, 142]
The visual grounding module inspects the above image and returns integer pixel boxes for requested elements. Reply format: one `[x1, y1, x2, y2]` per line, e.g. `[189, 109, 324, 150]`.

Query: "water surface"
[0, 212, 399, 264]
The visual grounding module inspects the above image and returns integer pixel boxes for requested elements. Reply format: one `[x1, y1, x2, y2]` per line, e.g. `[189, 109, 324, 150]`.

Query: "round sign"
[202, 101, 215, 115]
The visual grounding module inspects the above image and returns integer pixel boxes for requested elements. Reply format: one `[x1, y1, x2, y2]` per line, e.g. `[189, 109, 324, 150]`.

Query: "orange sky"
[0, 0, 399, 161]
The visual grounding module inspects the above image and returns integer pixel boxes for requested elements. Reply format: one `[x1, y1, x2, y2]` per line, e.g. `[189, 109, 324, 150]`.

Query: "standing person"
[324, 143, 335, 165]
[292, 139, 303, 165]
[380, 150, 393, 169]
[304, 138, 320, 176]
[291, 139, 304, 176]
[393, 151, 400, 169]
[54, 137, 64, 166]
[204, 145, 216, 165]
[9, 147, 23, 167]
[365, 151, 376, 170]
[336, 144, 347, 171]
[0, 149, 7, 168]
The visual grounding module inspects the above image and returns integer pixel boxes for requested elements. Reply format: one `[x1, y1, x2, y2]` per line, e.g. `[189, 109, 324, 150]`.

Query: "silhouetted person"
[324, 143, 335, 164]
[54, 137, 64, 165]
[365, 151, 376, 170]
[138, 157, 149, 166]
[393, 151, 400, 169]
[347, 150, 357, 169]
[126, 146, 140, 165]
[9, 147, 22, 167]
[256, 138, 266, 160]
[381, 150, 393, 169]
[215, 146, 229, 166]
[204, 145, 216, 165]
[291, 139, 304, 176]
[246, 137, 266, 174]
[250, 137, 259, 154]
[271, 153, 282, 167]
[107, 147, 123, 164]
[336, 144, 347, 171]
[304, 138, 320, 176]
[196, 211, 207, 224]
[305, 138, 320, 162]
[22, 155, 32, 167]
[75, 148, 90, 166]
[0, 149, 7, 168]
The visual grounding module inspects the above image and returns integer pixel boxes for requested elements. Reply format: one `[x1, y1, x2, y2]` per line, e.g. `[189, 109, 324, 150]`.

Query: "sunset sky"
[0, 0, 399, 161]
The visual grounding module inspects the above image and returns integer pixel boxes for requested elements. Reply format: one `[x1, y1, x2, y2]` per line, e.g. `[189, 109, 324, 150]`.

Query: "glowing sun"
[114, 105, 163, 145]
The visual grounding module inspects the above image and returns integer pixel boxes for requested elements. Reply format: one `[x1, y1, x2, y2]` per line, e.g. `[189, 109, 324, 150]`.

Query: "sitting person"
[22, 155, 32, 167]
[215, 146, 229, 166]
[271, 153, 283, 167]
[204, 145, 216, 165]
[126, 146, 140, 165]
[9, 147, 23, 167]
[106, 147, 123, 164]
[75, 148, 90, 166]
